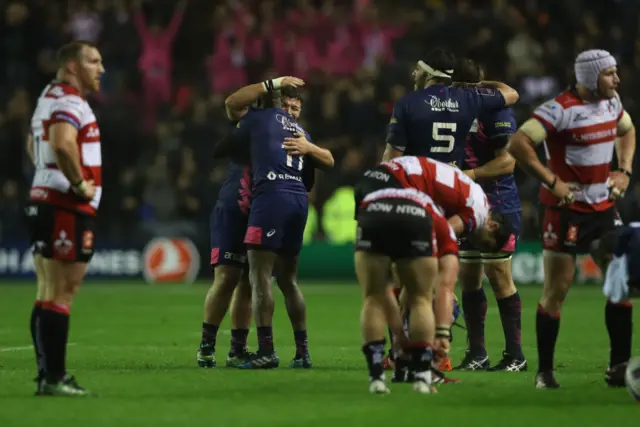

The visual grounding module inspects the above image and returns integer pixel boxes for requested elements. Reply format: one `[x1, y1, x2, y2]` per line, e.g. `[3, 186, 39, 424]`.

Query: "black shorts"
[24, 203, 96, 263]
[355, 197, 434, 260]
[541, 206, 623, 254]
[353, 166, 402, 219]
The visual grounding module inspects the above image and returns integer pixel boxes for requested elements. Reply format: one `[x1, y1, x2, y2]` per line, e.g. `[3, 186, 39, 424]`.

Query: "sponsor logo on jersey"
[426, 96, 459, 112]
[142, 238, 200, 284]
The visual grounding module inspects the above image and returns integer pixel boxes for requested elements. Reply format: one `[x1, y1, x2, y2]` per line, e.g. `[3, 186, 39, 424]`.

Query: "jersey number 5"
[431, 122, 456, 153]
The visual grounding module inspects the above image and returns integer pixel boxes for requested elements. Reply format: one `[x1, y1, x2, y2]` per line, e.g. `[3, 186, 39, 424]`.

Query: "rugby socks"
[462, 289, 488, 356]
[497, 292, 523, 357]
[409, 343, 433, 383]
[229, 328, 249, 355]
[536, 303, 560, 372]
[40, 302, 70, 383]
[201, 322, 219, 349]
[294, 330, 308, 358]
[605, 300, 633, 366]
[30, 300, 44, 378]
[257, 326, 274, 354]
[362, 339, 386, 381]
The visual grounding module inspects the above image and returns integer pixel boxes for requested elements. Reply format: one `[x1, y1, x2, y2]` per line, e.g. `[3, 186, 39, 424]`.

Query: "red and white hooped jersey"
[361, 188, 459, 257]
[29, 81, 102, 216]
[378, 156, 489, 233]
[531, 90, 624, 212]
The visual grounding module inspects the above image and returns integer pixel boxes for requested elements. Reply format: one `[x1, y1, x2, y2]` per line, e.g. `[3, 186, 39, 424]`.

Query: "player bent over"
[225, 78, 334, 368]
[453, 58, 526, 372]
[25, 41, 104, 396]
[508, 49, 635, 388]
[356, 188, 459, 394]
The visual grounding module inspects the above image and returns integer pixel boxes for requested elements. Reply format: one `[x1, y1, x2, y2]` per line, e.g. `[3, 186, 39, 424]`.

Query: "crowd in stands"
[1, 0, 639, 247]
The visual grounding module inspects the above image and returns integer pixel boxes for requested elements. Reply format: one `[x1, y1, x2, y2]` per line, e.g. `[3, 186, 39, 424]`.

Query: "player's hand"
[280, 76, 305, 88]
[608, 171, 630, 200]
[72, 179, 96, 200]
[283, 133, 312, 156]
[550, 177, 578, 206]
[433, 337, 451, 362]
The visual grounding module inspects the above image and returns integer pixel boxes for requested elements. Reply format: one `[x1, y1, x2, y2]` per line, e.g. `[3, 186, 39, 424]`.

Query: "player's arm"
[447, 215, 465, 236]
[49, 122, 90, 192]
[466, 147, 514, 181]
[224, 76, 304, 121]
[26, 133, 35, 165]
[507, 119, 555, 187]
[283, 133, 334, 169]
[616, 110, 635, 174]
[382, 100, 408, 161]
[477, 81, 519, 106]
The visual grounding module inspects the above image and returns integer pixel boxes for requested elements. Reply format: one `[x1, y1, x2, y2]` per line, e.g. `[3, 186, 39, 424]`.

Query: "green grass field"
[0, 282, 638, 426]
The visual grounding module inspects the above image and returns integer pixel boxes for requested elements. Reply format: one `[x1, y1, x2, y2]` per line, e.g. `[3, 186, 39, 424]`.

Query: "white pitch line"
[0, 343, 76, 352]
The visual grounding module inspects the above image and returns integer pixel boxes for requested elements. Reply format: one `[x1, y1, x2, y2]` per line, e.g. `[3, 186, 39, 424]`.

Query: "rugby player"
[382, 48, 519, 164]
[452, 58, 526, 372]
[355, 187, 459, 394]
[507, 49, 636, 388]
[356, 156, 513, 379]
[379, 48, 519, 371]
[225, 78, 334, 369]
[196, 128, 255, 369]
[25, 41, 104, 396]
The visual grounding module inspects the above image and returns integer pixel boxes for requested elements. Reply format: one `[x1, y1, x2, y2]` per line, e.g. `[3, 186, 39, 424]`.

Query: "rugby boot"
[454, 348, 490, 371]
[226, 348, 253, 368]
[38, 375, 92, 397]
[438, 355, 453, 372]
[488, 351, 528, 372]
[535, 370, 560, 389]
[431, 366, 460, 384]
[368, 376, 390, 394]
[196, 343, 216, 368]
[238, 350, 280, 369]
[605, 362, 627, 388]
[290, 352, 312, 369]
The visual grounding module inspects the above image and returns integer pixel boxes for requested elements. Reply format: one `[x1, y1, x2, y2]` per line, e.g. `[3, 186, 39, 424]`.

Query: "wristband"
[71, 180, 86, 195]
[262, 77, 284, 93]
[617, 168, 632, 178]
[549, 176, 557, 189]
[435, 326, 451, 339]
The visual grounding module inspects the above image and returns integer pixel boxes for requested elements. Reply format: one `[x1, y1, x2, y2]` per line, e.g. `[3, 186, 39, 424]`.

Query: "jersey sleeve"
[385, 98, 409, 152]
[49, 95, 85, 129]
[465, 87, 506, 115]
[531, 99, 565, 134]
[482, 108, 517, 150]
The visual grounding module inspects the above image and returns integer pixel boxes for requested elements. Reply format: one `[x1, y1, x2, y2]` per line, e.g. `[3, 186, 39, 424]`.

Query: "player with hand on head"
[225, 77, 334, 369]
[25, 41, 104, 396]
[452, 58, 526, 372]
[507, 49, 636, 389]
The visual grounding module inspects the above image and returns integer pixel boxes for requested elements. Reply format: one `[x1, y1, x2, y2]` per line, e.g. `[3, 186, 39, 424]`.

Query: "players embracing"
[199, 76, 334, 369]
[453, 58, 527, 372]
[508, 49, 636, 388]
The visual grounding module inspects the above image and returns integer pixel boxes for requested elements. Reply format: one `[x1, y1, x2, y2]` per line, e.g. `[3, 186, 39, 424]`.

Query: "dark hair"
[280, 85, 303, 103]
[423, 48, 456, 82]
[490, 211, 513, 251]
[453, 58, 483, 83]
[56, 41, 97, 68]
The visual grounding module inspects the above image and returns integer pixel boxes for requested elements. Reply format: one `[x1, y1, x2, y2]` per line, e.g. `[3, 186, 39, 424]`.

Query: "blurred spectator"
[1, 0, 639, 249]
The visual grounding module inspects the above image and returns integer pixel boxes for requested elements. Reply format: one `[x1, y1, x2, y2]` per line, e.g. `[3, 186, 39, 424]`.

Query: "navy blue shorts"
[210, 202, 248, 268]
[459, 211, 521, 263]
[245, 192, 308, 255]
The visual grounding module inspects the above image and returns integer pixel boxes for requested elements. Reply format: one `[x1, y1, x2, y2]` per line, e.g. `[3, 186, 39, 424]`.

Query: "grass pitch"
[0, 282, 638, 427]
